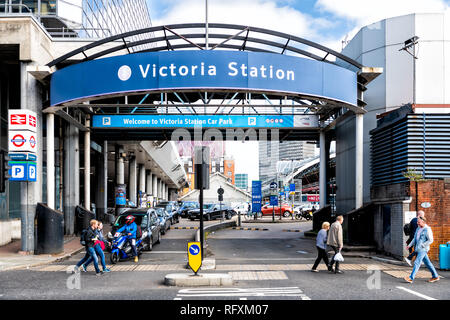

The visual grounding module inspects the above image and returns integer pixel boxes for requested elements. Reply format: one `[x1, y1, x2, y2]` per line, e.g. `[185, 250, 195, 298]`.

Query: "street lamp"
[399, 36, 419, 104]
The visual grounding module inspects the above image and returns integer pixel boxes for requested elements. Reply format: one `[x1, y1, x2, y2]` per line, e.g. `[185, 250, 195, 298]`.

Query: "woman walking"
[311, 222, 333, 272]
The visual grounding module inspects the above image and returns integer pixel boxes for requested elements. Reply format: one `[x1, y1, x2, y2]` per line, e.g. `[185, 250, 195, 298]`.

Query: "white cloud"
[149, 0, 336, 41]
[316, 0, 450, 26]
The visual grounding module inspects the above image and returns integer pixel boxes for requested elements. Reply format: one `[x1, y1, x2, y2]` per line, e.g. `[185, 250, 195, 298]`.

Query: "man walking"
[404, 216, 439, 283]
[327, 215, 344, 274]
[74, 219, 102, 275]
[405, 210, 425, 266]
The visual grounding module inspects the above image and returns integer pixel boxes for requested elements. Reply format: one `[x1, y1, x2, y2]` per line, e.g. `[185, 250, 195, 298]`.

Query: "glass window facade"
[2, 1, 153, 49]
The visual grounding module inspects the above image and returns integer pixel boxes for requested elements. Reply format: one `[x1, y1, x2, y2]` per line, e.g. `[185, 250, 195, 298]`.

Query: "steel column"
[355, 113, 363, 209]
[46, 113, 55, 209]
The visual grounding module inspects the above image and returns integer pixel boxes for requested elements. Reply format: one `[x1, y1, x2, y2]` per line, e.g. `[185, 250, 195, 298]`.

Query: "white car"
[233, 203, 250, 215]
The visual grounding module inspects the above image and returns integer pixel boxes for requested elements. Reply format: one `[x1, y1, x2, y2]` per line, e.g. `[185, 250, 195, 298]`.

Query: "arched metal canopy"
[47, 23, 363, 70]
[45, 23, 380, 136]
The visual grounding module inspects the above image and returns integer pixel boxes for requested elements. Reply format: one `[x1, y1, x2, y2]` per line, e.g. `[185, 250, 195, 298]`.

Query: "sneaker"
[311, 269, 319, 273]
[81, 265, 87, 272]
[72, 266, 79, 274]
[96, 272, 102, 276]
[102, 268, 111, 273]
[134, 256, 138, 263]
[335, 270, 344, 274]
[428, 277, 440, 283]
[328, 268, 335, 273]
[404, 276, 413, 283]
[404, 257, 412, 266]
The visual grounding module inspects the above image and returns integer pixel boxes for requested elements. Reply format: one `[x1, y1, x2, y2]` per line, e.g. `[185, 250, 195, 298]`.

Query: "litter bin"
[35, 203, 64, 255]
[75, 205, 95, 235]
[439, 243, 450, 270]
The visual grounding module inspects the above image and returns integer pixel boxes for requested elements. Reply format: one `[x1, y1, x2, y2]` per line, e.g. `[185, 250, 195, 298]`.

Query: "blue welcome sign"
[251, 180, 262, 213]
[50, 51, 357, 107]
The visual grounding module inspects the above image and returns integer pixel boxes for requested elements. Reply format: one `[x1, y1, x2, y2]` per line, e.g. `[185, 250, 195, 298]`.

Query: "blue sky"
[146, 0, 450, 51]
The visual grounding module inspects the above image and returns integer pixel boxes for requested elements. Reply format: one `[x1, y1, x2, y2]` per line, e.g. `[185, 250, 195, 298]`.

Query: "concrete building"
[259, 140, 315, 184]
[235, 173, 248, 191]
[336, 12, 450, 214]
[335, 12, 450, 259]
[0, 8, 187, 248]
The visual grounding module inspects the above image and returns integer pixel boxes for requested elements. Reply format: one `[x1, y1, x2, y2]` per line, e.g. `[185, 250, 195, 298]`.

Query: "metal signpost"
[270, 182, 277, 222]
[290, 183, 295, 220]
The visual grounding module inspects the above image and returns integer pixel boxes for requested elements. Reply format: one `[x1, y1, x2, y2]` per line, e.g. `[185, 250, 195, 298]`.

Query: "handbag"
[334, 252, 344, 262]
[94, 240, 106, 251]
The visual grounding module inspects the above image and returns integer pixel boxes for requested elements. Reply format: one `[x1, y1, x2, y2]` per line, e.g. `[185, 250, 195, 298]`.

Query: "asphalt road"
[0, 218, 449, 301]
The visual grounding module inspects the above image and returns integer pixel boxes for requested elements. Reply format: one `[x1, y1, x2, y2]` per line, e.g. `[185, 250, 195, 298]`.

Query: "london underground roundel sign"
[11, 134, 26, 148]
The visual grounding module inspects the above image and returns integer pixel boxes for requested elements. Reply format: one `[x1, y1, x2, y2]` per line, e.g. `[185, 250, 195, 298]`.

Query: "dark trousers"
[312, 246, 330, 270]
[329, 246, 340, 271]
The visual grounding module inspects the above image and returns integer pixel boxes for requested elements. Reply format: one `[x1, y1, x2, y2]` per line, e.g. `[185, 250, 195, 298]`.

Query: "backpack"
[80, 229, 88, 246]
[403, 223, 410, 236]
[136, 225, 142, 239]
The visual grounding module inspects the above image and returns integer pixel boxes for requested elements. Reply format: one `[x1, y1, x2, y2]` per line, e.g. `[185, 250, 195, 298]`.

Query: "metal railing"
[0, 4, 33, 14]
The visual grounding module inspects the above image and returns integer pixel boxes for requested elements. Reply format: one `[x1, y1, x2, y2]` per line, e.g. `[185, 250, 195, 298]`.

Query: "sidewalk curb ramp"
[164, 273, 233, 286]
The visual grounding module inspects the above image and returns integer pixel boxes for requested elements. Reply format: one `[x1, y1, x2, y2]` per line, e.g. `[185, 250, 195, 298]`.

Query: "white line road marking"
[173, 298, 182, 300]
[239, 298, 248, 300]
[176, 287, 311, 300]
[396, 286, 437, 300]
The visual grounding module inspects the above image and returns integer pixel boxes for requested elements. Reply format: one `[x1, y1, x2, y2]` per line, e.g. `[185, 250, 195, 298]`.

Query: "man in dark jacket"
[405, 211, 425, 266]
[74, 220, 102, 275]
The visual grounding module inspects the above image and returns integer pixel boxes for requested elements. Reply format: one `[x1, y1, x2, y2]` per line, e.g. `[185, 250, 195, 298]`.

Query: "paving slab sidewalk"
[0, 236, 84, 272]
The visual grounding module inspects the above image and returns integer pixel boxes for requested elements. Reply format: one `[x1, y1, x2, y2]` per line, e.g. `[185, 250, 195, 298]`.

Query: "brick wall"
[408, 179, 450, 261]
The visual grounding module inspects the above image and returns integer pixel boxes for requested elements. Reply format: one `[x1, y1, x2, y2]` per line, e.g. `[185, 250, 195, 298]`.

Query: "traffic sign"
[270, 182, 277, 189]
[270, 195, 278, 206]
[8, 161, 36, 182]
[8, 131, 38, 153]
[187, 242, 202, 274]
[290, 183, 295, 192]
[251, 180, 262, 213]
[8, 110, 37, 133]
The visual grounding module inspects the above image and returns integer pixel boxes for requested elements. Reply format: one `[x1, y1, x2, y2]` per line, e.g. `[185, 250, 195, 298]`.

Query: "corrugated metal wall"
[371, 113, 450, 186]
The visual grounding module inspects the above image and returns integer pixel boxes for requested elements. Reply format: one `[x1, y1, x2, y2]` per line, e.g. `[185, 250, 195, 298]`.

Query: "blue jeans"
[409, 250, 439, 280]
[76, 247, 100, 273]
[84, 244, 107, 270]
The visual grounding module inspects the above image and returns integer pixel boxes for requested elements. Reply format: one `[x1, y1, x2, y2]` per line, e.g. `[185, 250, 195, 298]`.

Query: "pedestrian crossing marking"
[229, 271, 288, 280]
[383, 270, 433, 279]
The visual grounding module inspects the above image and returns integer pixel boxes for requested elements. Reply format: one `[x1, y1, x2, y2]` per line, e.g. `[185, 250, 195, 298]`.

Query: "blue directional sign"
[270, 195, 278, 206]
[251, 180, 262, 213]
[51, 51, 357, 107]
[189, 244, 201, 256]
[8, 161, 36, 182]
[290, 183, 295, 192]
[270, 182, 277, 189]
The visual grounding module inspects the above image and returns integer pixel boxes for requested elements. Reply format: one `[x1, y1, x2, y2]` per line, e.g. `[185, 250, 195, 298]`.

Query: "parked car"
[108, 208, 161, 251]
[155, 201, 180, 224]
[155, 207, 171, 235]
[188, 203, 236, 221]
[178, 201, 199, 218]
[260, 203, 293, 217]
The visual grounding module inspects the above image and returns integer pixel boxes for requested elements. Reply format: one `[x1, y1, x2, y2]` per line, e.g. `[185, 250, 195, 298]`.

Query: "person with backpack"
[74, 220, 102, 275]
[80, 222, 111, 273]
[404, 216, 440, 283]
[117, 215, 139, 263]
[404, 211, 425, 266]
